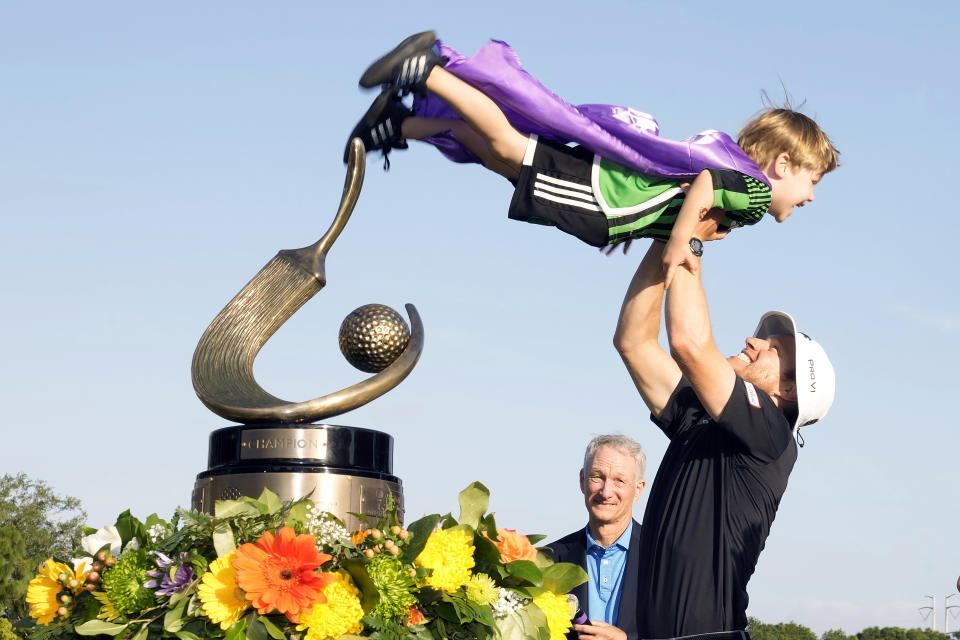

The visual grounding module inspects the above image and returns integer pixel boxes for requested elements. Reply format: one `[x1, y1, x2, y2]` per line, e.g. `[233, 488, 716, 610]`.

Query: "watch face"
[689, 237, 704, 256]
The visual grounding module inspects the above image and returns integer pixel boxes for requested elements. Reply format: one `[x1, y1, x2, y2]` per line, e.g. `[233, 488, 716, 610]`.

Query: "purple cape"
[414, 40, 769, 186]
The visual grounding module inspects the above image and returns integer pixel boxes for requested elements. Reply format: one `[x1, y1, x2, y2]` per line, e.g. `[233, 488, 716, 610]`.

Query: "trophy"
[190, 140, 422, 530]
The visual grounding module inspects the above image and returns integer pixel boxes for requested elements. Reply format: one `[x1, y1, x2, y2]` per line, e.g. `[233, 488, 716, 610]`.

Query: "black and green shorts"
[507, 135, 608, 247]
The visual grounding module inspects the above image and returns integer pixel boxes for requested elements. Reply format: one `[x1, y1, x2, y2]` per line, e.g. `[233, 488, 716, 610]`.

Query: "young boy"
[347, 31, 838, 287]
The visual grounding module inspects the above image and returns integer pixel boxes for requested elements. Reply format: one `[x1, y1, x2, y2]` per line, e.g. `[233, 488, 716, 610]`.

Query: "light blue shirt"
[584, 520, 633, 625]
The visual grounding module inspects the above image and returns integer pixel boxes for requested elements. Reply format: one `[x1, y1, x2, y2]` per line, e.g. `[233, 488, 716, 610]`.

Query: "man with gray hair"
[548, 434, 646, 640]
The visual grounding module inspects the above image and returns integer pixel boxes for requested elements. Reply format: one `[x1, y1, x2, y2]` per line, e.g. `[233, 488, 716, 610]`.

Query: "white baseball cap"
[753, 310, 836, 430]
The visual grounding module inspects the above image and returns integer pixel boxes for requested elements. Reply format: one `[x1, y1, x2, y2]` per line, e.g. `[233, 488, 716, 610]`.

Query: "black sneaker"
[359, 30, 440, 97]
[343, 89, 414, 169]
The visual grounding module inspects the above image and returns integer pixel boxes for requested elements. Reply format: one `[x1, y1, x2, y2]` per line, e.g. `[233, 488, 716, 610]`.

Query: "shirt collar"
[584, 520, 633, 551]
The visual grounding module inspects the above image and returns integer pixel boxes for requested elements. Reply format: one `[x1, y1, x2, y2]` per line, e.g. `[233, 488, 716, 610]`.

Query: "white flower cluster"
[492, 588, 529, 619]
[304, 504, 349, 549]
[147, 523, 170, 544]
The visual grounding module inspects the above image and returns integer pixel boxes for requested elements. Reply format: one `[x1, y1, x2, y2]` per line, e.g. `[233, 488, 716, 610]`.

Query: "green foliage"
[540, 562, 588, 596]
[457, 483, 490, 530]
[749, 618, 817, 640]
[0, 618, 21, 640]
[748, 619, 957, 640]
[859, 627, 951, 640]
[0, 474, 86, 621]
[399, 515, 440, 566]
[14, 482, 590, 640]
[822, 629, 856, 640]
[361, 614, 409, 640]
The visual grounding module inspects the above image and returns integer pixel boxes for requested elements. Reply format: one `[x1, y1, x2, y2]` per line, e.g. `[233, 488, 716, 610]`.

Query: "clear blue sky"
[2, 1, 958, 635]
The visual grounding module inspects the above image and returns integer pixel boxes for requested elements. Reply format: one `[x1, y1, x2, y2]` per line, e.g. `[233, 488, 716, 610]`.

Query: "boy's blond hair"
[738, 109, 839, 176]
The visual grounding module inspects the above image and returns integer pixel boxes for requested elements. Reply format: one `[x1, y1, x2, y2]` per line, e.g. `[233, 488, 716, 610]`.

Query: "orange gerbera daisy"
[231, 526, 335, 622]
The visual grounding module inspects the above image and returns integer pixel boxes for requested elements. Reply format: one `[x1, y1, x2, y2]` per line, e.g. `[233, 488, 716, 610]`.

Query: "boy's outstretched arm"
[663, 169, 716, 288]
[614, 242, 682, 418]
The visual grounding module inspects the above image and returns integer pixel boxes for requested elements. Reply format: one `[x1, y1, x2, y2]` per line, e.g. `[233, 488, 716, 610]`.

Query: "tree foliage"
[749, 617, 818, 640]
[0, 474, 86, 621]
[822, 629, 857, 640]
[748, 619, 957, 640]
[858, 628, 952, 640]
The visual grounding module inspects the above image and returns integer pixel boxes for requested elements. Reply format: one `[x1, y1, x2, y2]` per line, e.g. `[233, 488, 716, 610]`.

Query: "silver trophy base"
[192, 423, 402, 531]
[192, 470, 402, 532]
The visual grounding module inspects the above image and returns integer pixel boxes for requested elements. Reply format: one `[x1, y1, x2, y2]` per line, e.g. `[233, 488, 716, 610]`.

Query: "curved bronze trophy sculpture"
[191, 140, 421, 528]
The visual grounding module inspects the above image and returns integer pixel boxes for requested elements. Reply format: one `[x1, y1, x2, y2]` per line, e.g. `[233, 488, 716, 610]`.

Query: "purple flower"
[154, 564, 195, 596]
[145, 551, 194, 596]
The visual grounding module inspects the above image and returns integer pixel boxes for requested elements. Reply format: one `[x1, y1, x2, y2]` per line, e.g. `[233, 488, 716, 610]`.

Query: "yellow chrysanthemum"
[26, 559, 72, 625]
[295, 570, 364, 640]
[197, 552, 251, 630]
[464, 573, 498, 605]
[415, 528, 475, 593]
[533, 592, 574, 640]
[93, 591, 122, 622]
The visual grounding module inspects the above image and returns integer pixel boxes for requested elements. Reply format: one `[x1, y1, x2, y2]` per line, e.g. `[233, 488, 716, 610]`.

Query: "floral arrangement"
[19, 482, 587, 640]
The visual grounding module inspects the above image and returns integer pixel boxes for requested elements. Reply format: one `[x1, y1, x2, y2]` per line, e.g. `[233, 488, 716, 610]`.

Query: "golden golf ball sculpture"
[339, 304, 411, 373]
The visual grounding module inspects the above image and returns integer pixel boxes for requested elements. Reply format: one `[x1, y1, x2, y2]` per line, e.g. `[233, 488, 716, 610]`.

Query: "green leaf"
[473, 600, 495, 627]
[446, 523, 475, 539]
[245, 613, 268, 640]
[214, 500, 260, 520]
[224, 618, 247, 640]
[541, 562, 589, 595]
[457, 482, 489, 529]
[213, 521, 236, 557]
[164, 597, 188, 632]
[522, 603, 550, 640]
[74, 620, 130, 637]
[504, 560, 542, 586]
[533, 550, 554, 569]
[167, 580, 197, 607]
[511, 584, 547, 598]
[437, 512, 457, 529]
[480, 511, 498, 536]
[144, 513, 165, 529]
[494, 611, 527, 640]
[257, 616, 286, 640]
[434, 601, 460, 624]
[253, 488, 283, 515]
[399, 514, 440, 565]
[284, 500, 312, 529]
[525, 534, 547, 545]
[440, 591, 483, 624]
[129, 623, 149, 640]
[186, 593, 202, 616]
[472, 535, 503, 576]
[175, 631, 203, 640]
[342, 558, 380, 613]
[114, 510, 145, 549]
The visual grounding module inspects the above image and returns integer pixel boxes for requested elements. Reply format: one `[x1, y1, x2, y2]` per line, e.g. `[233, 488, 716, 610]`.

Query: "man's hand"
[573, 621, 628, 640]
[695, 208, 730, 242]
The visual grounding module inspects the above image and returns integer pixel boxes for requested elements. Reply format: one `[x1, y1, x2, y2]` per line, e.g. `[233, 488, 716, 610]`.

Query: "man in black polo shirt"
[612, 240, 835, 640]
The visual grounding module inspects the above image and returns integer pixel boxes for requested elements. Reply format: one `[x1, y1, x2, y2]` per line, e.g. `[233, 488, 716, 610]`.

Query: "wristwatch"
[689, 237, 704, 257]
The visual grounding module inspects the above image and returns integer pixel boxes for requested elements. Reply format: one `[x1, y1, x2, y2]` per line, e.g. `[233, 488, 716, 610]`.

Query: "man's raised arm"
[664, 258, 736, 420]
[614, 242, 682, 418]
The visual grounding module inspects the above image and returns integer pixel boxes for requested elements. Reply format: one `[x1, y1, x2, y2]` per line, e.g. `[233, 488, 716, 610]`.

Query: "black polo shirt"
[635, 377, 797, 638]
